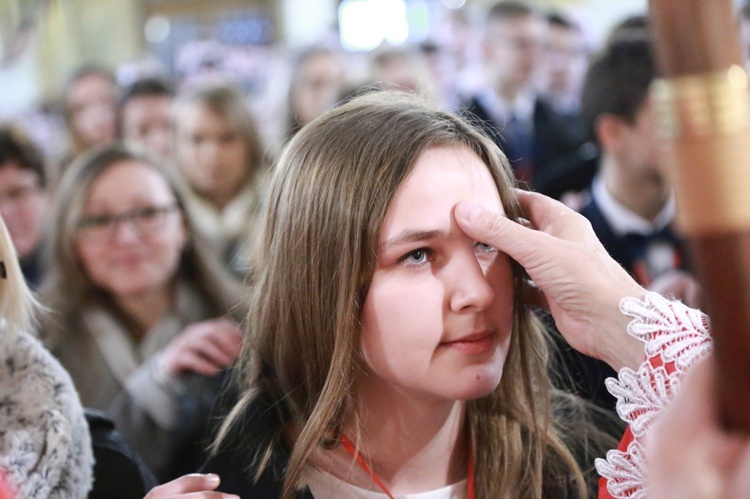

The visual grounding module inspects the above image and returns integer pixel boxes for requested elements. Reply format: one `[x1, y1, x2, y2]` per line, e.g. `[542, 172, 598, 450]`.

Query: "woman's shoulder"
[35, 298, 92, 351]
[200, 396, 312, 498]
[0, 331, 83, 409]
[0, 331, 94, 498]
[201, 439, 293, 497]
[203, 447, 312, 499]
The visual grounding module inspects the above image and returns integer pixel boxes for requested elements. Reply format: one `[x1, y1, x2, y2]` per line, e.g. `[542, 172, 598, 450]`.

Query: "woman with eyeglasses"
[37, 145, 244, 483]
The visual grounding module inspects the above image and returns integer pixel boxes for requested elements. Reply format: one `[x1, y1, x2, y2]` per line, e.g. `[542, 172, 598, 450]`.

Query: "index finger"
[145, 474, 221, 498]
[199, 318, 242, 331]
[203, 323, 243, 354]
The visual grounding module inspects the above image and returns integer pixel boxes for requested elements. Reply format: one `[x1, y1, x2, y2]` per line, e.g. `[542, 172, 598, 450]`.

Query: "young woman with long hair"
[38, 145, 244, 482]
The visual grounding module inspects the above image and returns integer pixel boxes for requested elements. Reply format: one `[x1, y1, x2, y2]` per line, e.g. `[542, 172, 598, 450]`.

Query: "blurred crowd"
[2, 0, 750, 495]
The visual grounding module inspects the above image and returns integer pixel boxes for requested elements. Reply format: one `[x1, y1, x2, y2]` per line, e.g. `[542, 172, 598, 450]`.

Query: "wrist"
[598, 285, 649, 371]
[152, 352, 176, 385]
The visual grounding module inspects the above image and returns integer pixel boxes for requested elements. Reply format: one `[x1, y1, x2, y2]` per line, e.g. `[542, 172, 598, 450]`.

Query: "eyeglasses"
[76, 204, 179, 242]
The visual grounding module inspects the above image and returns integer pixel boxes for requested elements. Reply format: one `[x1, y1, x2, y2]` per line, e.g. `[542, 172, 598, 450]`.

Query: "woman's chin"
[452, 365, 505, 401]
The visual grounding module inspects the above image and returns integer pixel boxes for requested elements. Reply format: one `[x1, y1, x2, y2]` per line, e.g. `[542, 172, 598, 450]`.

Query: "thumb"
[455, 200, 546, 268]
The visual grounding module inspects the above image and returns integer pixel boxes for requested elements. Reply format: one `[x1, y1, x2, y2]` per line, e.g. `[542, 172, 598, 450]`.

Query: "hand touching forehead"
[379, 145, 505, 245]
[360, 145, 514, 405]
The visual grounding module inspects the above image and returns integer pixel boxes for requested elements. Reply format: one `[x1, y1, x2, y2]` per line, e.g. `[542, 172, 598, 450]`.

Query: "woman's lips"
[110, 254, 147, 267]
[441, 331, 496, 355]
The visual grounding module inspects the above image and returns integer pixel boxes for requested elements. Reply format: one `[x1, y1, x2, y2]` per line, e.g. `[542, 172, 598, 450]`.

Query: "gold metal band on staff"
[650, 65, 750, 236]
[651, 65, 750, 138]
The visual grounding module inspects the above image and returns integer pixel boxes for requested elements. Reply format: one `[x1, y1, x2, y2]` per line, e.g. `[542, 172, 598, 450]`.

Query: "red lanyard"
[339, 434, 475, 499]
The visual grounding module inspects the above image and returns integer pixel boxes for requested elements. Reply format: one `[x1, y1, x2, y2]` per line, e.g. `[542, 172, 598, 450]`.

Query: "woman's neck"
[335, 382, 469, 495]
[196, 178, 249, 212]
[203, 190, 237, 212]
[114, 286, 173, 341]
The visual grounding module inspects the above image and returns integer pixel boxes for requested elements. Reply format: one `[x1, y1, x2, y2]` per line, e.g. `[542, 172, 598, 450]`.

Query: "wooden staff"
[649, 0, 750, 432]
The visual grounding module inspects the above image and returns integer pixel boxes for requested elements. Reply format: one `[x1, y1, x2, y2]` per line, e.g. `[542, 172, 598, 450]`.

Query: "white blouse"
[305, 468, 467, 499]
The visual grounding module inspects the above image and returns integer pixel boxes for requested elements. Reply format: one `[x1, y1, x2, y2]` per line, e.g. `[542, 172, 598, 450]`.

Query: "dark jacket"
[580, 192, 690, 283]
[86, 409, 158, 499]
[200, 397, 313, 498]
[461, 95, 587, 191]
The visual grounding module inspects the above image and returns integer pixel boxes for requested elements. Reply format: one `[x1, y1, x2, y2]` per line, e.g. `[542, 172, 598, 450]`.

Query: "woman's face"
[75, 160, 186, 301]
[292, 52, 345, 126]
[67, 73, 117, 149]
[174, 101, 250, 208]
[121, 94, 174, 160]
[0, 163, 47, 259]
[358, 145, 514, 404]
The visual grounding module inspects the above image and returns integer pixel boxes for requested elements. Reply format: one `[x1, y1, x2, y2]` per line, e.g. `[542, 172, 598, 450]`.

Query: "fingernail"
[206, 473, 220, 484]
[456, 201, 482, 223]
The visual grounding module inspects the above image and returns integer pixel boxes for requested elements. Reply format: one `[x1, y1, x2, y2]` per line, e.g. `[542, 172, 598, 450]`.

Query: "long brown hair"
[220, 91, 587, 497]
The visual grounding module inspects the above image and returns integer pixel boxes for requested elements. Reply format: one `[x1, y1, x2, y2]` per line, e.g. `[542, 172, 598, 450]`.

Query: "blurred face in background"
[372, 52, 423, 93]
[174, 101, 249, 209]
[291, 51, 345, 126]
[0, 163, 47, 259]
[66, 73, 117, 150]
[75, 160, 186, 301]
[121, 94, 174, 160]
[618, 99, 662, 182]
[438, 9, 474, 65]
[545, 23, 588, 98]
[601, 98, 663, 188]
[483, 14, 549, 94]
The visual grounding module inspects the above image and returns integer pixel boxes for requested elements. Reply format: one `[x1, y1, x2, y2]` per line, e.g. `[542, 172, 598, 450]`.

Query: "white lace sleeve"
[594, 292, 713, 499]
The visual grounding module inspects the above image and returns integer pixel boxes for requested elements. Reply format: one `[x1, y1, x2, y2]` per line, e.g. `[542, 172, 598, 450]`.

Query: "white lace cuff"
[595, 292, 713, 499]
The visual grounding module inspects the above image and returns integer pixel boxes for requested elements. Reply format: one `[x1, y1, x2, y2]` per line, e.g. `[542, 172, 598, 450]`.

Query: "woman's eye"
[475, 242, 497, 253]
[220, 132, 238, 144]
[402, 248, 430, 265]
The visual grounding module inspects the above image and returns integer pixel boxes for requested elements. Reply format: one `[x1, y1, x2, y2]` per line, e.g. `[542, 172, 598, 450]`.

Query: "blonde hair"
[0, 215, 38, 336]
[219, 91, 587, 497]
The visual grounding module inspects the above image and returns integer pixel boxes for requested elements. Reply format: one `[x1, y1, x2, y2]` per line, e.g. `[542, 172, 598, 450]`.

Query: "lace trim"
[596, 441, 647, 499]
[595, 292, 713, 499]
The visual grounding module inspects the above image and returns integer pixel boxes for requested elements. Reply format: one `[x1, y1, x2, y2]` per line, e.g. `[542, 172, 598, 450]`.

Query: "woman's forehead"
[380, 146, 503, 238]
[84, 161, 173, 206]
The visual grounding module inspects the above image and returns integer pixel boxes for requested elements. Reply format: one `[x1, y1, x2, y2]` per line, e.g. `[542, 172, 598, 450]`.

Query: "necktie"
[504, 113, 535, 184]
[623, 227, 684, 284]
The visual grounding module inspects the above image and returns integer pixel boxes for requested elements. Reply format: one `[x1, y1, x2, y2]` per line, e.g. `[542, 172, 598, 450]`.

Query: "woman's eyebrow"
[380, 229, 447, 250]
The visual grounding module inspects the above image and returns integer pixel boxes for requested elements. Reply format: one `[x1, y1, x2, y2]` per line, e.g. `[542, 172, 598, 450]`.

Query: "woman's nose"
[111, 219, 141, 244]
[447, 250, 495, 313]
